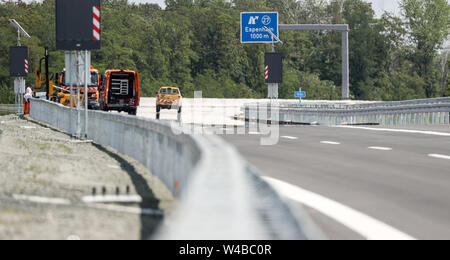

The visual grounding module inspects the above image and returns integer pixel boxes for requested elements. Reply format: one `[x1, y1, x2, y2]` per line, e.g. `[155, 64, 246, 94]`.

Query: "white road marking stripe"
[320, 141, 340, 145]
[281, 136, 298, 140]
[248, 132, 261, 135]
[69, 140, 93, 144]
[82, 195, 142, 204]
[368, 147, 393, 151]
[86, 203, 164, 216]
[428, 154, 450, 160]
[13, 194, 71, 205]
[263, 177, 416, 240]
[336, 125, 450, 137]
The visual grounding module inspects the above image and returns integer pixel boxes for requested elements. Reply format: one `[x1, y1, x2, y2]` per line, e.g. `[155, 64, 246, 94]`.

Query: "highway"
[223, 125, 450, 240]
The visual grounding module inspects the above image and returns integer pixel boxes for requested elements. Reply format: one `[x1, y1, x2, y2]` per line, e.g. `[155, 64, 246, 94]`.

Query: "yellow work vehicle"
[155, 86, 183, 120]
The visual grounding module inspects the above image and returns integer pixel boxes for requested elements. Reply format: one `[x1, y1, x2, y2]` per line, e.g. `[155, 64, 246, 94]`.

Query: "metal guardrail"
[30, 99, 322, 240]
[244, 97, 450, 126]
[0, 104, 15, 115]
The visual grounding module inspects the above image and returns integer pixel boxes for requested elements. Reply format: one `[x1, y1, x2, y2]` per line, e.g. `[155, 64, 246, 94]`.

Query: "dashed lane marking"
[428, 154, 450, 160]
[281, 136, 299, 140]
[320, 141, 341, 145]
[368, 147, 393, 151]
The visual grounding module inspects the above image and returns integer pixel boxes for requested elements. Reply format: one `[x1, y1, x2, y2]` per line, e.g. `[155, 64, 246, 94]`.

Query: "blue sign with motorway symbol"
[295, 91, 306, 98]
[241, 12, 279, 43]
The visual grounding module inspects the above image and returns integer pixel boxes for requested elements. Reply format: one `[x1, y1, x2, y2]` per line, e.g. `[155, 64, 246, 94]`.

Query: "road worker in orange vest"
[24, 84, 33, 115]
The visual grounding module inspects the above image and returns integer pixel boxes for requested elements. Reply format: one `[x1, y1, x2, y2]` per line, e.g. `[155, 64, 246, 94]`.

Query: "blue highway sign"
[295, 91, 307, 98]
[241, 12, 279, 44]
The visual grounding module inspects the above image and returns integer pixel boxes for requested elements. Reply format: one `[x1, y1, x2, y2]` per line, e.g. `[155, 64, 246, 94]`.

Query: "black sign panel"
[10, 46, 29, 77]
[265, 53, 283, 84]
[56, 0, 101, 50]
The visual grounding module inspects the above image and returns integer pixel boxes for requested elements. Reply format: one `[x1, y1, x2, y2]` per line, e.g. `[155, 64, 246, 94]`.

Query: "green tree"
[401, 0, 450, 97]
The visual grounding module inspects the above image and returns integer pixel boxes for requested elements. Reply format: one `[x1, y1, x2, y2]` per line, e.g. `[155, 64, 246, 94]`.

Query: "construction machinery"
[35, 47, 56, 100]
[99, 69, 140, 115]
[56, 66, 100, 109]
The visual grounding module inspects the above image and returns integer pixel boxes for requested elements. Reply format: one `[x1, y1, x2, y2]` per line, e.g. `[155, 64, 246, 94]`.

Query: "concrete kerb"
[30, 98, 316, 240]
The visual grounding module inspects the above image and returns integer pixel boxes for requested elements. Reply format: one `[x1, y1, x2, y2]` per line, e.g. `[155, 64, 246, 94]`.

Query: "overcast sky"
[129, 0, 400, 17]
[17, 0, 400, 17]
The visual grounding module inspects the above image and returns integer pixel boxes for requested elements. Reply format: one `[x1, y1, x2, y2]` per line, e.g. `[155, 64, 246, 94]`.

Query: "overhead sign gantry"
[240, 12, 350, 100]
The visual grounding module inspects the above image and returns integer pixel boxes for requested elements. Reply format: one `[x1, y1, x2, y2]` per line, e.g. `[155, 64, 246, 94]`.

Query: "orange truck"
[99, 69, 140, 115]
[58, 66, 101, 109]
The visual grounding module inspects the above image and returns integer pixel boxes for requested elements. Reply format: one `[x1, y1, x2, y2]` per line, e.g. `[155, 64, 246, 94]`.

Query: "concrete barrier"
[30, 99, 322, 240]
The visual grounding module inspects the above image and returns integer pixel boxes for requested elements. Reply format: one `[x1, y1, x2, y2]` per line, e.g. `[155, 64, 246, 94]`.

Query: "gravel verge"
[0, 114, 175, 240]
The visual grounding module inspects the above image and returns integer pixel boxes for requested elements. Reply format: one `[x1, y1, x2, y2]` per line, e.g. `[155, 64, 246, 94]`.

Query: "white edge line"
[13, 194, 71, 205]
[263, 177, 416, 240]
[428, 154, 450, 160]
[336, 125, 450, 137]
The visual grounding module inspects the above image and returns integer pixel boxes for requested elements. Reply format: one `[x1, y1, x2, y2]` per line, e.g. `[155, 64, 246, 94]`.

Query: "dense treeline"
[0, 0, 449, 103]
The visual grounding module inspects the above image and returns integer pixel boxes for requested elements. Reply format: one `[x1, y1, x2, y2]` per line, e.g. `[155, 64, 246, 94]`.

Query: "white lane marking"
[263, 177, 416, 240]
[428, 154, 450, 160]
[281, 136, 299, 140]
[336, 125, 450, 137]
[13, 194, 71, 205]
[86, 203, 164, 216]
[368, 147, 393, 151]
[248, 132, 261, 135]
[69, 140, 93, 144]
[320, 141, 341, 145]
[20, 126, 36, 129]
[82, 195, 142, 204]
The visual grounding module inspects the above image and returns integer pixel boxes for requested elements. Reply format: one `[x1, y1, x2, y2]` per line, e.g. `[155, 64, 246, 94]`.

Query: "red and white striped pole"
[24, 59, 28, 74]
[93, 6, 100, 41]
[265, 65, 269, 80]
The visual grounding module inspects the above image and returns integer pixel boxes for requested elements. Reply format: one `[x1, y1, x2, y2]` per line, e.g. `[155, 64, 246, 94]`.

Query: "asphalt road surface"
[223, 125, 450, 240]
